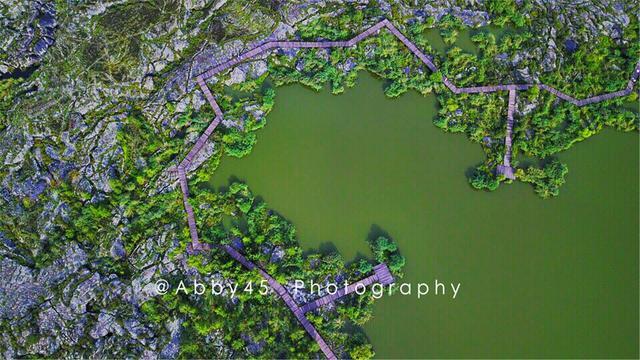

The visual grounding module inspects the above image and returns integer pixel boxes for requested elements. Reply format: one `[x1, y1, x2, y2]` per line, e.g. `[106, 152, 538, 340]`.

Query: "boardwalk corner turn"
[172, 18, 640, 359]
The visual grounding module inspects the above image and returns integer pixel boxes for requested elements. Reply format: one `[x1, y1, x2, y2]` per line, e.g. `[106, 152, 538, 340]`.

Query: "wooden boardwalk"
[172, 19, 640, 358]
[221, 244, 337, 360]
[178, 166, 209, 252]
[497, 87, 517, 179]
[300, 263, 395, 313]
[191, 20, 639, 185]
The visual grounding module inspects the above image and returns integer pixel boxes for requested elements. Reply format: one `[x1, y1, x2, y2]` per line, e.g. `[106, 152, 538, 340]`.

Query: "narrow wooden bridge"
[171, 18, 640, 358]
[300, 263, 395, 313]
[189, 19, 639, 186]
[220, 244, 396, 358]
[497, 87, 517, 179]
[221, 244, 337, 359]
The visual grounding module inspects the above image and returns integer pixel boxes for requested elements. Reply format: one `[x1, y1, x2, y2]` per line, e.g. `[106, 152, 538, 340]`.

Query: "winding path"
[220, 244, 394, 359]
[220, 244, 337, 358]
[172, 18, 640, 358]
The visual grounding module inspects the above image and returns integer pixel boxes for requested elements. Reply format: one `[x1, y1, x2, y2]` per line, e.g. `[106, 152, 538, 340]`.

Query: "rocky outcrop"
[0, 258, 46, 320]
[0, 1, 57, 77]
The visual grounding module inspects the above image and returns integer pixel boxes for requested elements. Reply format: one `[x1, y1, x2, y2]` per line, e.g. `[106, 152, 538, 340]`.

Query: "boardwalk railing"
[300, 263, 395, 313]
[189, 19, 638, 185]
[221, 244, 396, 358]
[497, 87, 517, 179]
[221, 244, 337, 359]
[173, 18, 640, 359]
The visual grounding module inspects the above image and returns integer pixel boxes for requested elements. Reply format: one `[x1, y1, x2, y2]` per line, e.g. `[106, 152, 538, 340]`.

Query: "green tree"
[350, 344, 375, 360]
[470, 168, 499, 191]
[517, 159, 569, 198]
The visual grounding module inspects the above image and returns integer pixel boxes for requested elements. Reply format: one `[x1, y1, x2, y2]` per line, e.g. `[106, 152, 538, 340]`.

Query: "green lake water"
[208, 73, 639, 358]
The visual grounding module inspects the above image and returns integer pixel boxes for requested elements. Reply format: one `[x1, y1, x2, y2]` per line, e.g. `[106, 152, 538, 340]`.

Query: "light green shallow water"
[208, 73, 639, 358]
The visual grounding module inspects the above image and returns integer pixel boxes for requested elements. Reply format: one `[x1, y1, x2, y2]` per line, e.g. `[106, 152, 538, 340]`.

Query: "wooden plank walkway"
[220, 244, 337, 360]
[178, 166, 210, 253]
[189, 19, 638, 189]
[300, 263, 395, 313]
[374, 263, 395, 285]
[497, 88, 517, 180]
[171, 18, 640, 359]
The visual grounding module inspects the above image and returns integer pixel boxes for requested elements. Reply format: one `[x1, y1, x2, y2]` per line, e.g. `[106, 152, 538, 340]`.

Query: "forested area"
[209, 4, 638, 197]
[141, 182, 404, 359]
[1, 0, 637, 357]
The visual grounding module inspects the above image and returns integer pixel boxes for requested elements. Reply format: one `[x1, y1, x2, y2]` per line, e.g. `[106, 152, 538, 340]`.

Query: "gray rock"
[110, 239, 126, 259]
[415, 5, 489, 27]
[341, 57, 356, 72]
[160, 335, 181, 359]
[564, 39, 578, 53]
[160, 318, 183, 358]
[0, 258, 46, 320]
[316, 48, 330, 62]
[28, 336, 60, 356]
[250, 60, 268, 78]
[225, 67, 247, 85]
[90, 311, 124, 339]
[37, 243, 87, 286]
[270, 246, 285, 263]
[515, 67, 535, 83]
[525, 129, 535, 140]
[70, 273, 101, 314]
[125, 317, 151, 340]
[0, 1, 57, 72]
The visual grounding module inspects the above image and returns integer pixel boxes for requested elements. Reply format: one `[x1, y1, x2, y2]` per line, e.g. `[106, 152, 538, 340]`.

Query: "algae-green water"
[208, 73, 639, 358]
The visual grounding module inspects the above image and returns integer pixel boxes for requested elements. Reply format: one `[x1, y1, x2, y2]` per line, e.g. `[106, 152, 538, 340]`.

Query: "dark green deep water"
[208, 73, 639, 358]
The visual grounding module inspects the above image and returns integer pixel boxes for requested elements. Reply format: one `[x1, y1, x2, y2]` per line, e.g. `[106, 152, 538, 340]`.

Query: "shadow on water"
[208, 185, 397, 268]
[366, 224, 393, 244]
[350, 252, 371, 265]
[367, 224, 403, 259]
[342, 320, 370, 339]
[315, 242, 339, 257]
[464, 164, 479, 179]
[302, 244, 379, 268]
[203, 177, 372, 263]
[206, 175, 246, 193]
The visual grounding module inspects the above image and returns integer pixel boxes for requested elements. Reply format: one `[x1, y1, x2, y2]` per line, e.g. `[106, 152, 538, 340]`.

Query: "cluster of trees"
[138, 181, 402, 359]
[516, 159, 569, 198]
[470, 164, 501, 191]
[485, 0, 531, 27]
[203, 73, 274, 160]
[368, 236, 406, 277]
[0, 78, 21, 127]
[221, 127, 256, 158]
[201, 2, 638, 199]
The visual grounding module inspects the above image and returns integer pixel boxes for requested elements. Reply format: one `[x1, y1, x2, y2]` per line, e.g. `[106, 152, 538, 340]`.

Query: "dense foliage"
[516, 159, 569, 198]
[141, 182, 404, 359]
[206, 4, 638, 198]
[1, 0, 637, 357]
